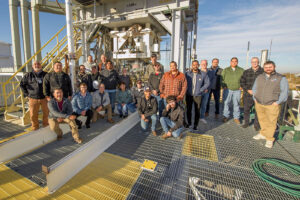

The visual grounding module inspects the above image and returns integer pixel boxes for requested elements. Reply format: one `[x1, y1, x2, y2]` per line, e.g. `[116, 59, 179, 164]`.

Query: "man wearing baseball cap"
[137, 86, 158, 136]
[144, 53, 164, 80]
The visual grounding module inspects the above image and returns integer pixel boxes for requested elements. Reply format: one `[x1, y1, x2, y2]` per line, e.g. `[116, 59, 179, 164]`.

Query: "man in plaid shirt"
[159, 61, 187, 104]
[240, 57, 264, 130]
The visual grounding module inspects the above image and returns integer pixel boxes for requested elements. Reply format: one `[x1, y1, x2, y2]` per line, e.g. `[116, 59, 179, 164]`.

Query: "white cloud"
[196, 1, 300, 73]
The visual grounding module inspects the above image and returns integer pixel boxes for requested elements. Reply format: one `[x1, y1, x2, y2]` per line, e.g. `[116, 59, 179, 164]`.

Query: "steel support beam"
[172, 10, 182, 71]
[9, 0, 22, 71]
[31, 0, 42, 61]
[20, 0, 32, 71]
[192, 15, 198, 60]
[151, 12, 172, 34]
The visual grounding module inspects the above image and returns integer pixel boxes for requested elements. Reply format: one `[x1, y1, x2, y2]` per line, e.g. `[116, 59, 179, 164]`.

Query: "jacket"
[159, 71, 187, 100]
[116, 89, 133, 104]
[137, 96, 158, 118]
[149, 72, 163, 93]
[71, 92, 93, 114]
[77, 72, 93, 92]
[90, 72, 101, 92]
[185, 69, 210, 96]
[131, 87, 144, 104]
[240, 67, 264, 97]
[221, 66, 244, 90]
[144, 62, 164, 80]
[92, 90, 110, 109]
[208, 66, 222, 90]
[48, 98, 73, 119]
[162, 104, 184, 132]
[100, 69, 120, 90]
[20, 71, 47, 99]
[43, 72, 73, 98]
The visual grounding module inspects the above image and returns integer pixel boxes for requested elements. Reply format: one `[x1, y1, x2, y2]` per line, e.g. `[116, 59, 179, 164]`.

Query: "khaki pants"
[28, 98, 49, 130]
[255, 102, 280, 141]
[92, 104, 113, 123]
[48, 118, 80, 140]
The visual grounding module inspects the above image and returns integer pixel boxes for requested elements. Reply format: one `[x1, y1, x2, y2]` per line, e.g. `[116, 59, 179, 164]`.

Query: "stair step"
[16, 104, 29, 109]
[6, 111, 23, 119]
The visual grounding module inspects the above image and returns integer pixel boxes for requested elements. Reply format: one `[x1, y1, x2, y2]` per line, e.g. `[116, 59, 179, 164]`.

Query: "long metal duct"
[9, 0, 22, 71]
[31, 0, 42, 61]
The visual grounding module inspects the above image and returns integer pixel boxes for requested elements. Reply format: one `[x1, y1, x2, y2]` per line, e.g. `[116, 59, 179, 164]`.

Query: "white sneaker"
[265, 140, 273, 148]
[200, 119, 207, 124]
[253, 133, 266, 140]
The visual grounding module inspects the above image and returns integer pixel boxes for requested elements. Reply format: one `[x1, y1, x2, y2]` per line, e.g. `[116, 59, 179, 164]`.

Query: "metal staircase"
[2, 26, 82, 126]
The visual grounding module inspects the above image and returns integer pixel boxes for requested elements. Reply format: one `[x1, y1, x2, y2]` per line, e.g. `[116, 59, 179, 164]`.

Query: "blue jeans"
[117, 103, 136, 116]
[152, 95, 164, 117]
[200, 92, 209, 119]
[107, 90, 116, 113]
[160, 117, 183, 137]
[223, 89, 241, 119]
[141, 114, 157, 131]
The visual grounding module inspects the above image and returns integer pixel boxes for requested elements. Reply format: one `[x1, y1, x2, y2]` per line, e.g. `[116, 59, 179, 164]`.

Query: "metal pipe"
[31, 0, 42, 61]
[192, 14, 198, 60]
[20, 0, 32, 71]
[65, 0, 76, 93]
[9, 0, 22, 71]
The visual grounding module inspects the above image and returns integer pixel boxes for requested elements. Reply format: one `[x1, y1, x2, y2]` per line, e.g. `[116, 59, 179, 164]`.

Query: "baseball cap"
[144, 86, 151, 91]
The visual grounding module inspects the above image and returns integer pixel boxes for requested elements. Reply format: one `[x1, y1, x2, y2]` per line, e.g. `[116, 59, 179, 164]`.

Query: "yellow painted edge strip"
[0, 131, 29, 145]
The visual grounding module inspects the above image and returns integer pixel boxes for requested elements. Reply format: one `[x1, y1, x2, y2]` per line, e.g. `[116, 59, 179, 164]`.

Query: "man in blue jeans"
[116, 82, 136, 118]
[137, 86, 158, 136]
[221, 57, 244, 124]
[160, 96, 184, 139]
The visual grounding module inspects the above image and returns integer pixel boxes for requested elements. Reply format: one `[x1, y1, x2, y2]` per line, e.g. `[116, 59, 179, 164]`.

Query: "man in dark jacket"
[240, 57, 263, 129]
[48, 88, 82, 144]
[100, 60, 119, 113]
[20, 61, 49, 130]
[149, 63, 164, 116]
[131, 80, 144, 105]
[119, 67, 131, 89]
[90, 65, 101, 92]
[138, 86, 158, 136]
[206, 58, 222, 118]
[77, 65, 93, 92]
[160, 96, 184, 139]
[185, 60, 210, 130]
[43, 61, 73, 100]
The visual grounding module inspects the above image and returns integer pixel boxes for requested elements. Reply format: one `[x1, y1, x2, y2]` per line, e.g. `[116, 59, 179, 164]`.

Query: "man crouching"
[48, 88, 82, 144]
[160, 95, 184, 139]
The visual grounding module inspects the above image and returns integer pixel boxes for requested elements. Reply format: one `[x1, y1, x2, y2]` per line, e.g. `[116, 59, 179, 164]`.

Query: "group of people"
[20, 53, 289, 148]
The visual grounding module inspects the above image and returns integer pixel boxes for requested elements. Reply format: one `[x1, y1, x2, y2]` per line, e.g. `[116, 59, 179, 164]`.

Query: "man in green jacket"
[221, 57, 244, 124]
[116, 82, 136, 118]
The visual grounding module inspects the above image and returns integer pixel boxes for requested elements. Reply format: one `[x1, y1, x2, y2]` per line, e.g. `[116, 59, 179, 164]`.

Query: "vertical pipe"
[192, 15, 198, 60]
[31, 0, 42, 61]
[9, 0, 22, 71]
[65, 0, 76, 92]
[20, 0, 32, 71]
[246, 41, 250, 68]
[80, 9, 87, 63]
[172, 10, 182, 70]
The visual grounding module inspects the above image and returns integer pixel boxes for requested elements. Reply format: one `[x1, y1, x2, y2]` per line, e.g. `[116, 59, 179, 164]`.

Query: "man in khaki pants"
[252, 61, 289, 148]
[48, 88, 82, 144]
[20, 61, 49, 130]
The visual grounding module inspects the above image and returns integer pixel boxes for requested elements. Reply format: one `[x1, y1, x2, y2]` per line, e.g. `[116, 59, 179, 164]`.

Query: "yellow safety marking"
[0, 131, 29, 145]
[182, 132, 219, 162]
[0, 152, 142, 200]
[141, 159, 157, 171]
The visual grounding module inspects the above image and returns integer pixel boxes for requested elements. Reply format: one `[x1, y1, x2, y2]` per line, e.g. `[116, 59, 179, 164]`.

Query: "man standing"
[144, 54, 164, 80]
[20, 61, 49, 130]
[221, 57, 244, 124]
[185, 60, 210, 129]
[84, 55, 97, 72]
[77, 65, 93, 92]
[100, 60, 120, 113]
[92, 83, 114, 123]
[71, 83, 93, 129]
[159, 61, 187, 104]
[252, 61, 289, 148]
[206, 58, 223, 118]
[149, 63, 164, 116]
[240, 57, 264, 129]
[160, 96, 184, 139]
[48, 88, 82, 144]
[90, 65, 101, 92]
[199, 60, 214, 124]
[138, 86, 158, 136]
[119, 68, 131, 89]
[98, 54, 107, 72]
[43, 61, 73, 100]
[116, 82, 136, 118]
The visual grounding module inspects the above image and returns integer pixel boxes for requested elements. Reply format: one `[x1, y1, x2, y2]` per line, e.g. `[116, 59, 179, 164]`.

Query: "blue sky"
[0, 0, 299, 73]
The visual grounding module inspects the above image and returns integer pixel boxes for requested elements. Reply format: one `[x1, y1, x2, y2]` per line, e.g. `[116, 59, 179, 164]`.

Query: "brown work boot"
[234, 119, 240, 125]
[161, 133, 171, 140]
[74, 138, 83, 144]
[205, 112, 209, 117]
[215, 114, 219, 119]
[223, 117, 228, 123]
[107, 119, 114, 123]
[152, 131, 157, 136]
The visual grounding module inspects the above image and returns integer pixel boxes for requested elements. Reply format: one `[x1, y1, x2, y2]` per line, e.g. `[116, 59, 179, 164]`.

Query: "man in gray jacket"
[252, 61, 289, 148]
[48, 88, 82, 144]
[92, 83, 114, 123]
